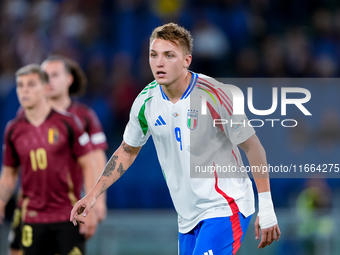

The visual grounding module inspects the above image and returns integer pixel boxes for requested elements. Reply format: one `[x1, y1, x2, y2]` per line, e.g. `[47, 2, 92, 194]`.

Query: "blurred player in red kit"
[41, 55, 108, 221]
[0, 64, 97, 255]
[7, 55, 109, 255]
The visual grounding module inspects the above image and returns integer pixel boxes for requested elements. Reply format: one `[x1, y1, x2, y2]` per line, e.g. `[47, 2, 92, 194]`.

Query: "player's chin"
[48, 92, 59, 99]
[155, 77, 170, 86]
[20, 102, 32, 108]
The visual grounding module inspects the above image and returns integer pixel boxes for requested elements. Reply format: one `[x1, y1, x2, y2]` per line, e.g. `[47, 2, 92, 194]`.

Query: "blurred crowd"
[2, 0, 340, 114]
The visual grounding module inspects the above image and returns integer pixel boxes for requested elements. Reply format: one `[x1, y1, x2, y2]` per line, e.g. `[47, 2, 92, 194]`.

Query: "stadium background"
[1, 0, 340, 254]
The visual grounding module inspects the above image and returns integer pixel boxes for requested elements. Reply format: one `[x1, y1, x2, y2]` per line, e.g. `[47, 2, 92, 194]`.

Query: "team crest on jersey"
[48, 127, 59, 144]
[187, 109, 198, 130]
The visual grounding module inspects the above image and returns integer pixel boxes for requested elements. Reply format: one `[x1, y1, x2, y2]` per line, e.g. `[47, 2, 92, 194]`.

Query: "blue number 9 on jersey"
[174, 127, 182, 151]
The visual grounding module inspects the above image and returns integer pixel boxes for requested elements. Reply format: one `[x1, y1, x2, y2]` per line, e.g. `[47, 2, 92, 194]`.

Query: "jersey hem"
[178, 206, 255, 234]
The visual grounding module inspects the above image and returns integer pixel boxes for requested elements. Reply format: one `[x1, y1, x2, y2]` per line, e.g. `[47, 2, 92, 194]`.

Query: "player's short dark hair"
[150, 23, 193, 55]
[43, 55, 87, 96]
[15, 64, 49, 84]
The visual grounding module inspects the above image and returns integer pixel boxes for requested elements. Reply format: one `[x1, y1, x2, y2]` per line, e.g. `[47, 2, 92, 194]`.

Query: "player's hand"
[70, 194, 96, 226]
[79, 210, 97, 240]
[93, 199, 107, 223]
[255, 216, 281, 249]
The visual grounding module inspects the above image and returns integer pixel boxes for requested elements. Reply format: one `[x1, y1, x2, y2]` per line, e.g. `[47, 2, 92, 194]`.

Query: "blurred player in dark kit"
[7, 55, 108, 255]
[41, 55, 108, 222]
[0, 64, 97, 255]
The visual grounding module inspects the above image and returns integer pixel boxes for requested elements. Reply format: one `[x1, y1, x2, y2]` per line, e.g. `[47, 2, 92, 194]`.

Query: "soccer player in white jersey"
[70, 23, 281, 254]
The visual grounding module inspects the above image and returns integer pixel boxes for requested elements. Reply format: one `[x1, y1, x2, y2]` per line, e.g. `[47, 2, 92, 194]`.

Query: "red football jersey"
[3, 109, 92, 223]
[16, 102, 108, 150]
[67, 102, 108, 150]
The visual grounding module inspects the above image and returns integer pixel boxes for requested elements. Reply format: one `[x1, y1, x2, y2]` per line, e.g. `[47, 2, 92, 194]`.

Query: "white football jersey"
[123, 72, 256, 233]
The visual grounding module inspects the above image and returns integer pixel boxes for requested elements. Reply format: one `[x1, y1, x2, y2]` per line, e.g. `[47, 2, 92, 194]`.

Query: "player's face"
[149, 38, 192, 86]
[41, 60, 72, 99]
[16, 73, 47, 109]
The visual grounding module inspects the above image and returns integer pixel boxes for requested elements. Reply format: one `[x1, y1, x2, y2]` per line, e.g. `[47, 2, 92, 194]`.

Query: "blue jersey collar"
[159, 71, 198, 101]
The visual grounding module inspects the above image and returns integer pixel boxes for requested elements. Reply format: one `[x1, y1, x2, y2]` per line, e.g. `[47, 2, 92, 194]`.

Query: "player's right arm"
[70, 89, 150, 225]
[70, 141, 141, 225]
[0, 165, 20, 223]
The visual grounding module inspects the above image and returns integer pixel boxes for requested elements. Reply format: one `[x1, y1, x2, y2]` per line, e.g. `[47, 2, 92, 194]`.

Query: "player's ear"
[66, 73, 74, 88]
[184, 54, 192, 69]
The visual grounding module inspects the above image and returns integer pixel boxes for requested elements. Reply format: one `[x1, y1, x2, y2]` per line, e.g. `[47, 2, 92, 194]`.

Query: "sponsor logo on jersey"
[187, 110, 198, 130]
[155, 115, 166, 126]
[172, 113, 179, 117]
[48, 127, 59, 144]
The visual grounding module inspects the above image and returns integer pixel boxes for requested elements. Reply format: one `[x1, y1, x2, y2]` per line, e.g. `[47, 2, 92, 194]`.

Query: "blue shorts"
[178, 212, 252, 255]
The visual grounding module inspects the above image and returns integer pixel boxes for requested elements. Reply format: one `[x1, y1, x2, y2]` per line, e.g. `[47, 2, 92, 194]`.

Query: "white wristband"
[258, 191, 277, 229]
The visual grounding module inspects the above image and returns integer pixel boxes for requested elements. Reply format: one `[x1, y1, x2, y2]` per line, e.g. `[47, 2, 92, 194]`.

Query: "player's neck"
[49, 94, 72, 112]
[161, 71, 192, 104]
[25, 100, 52, 127]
